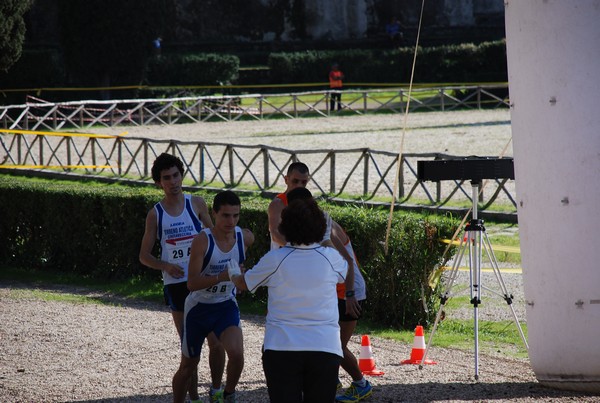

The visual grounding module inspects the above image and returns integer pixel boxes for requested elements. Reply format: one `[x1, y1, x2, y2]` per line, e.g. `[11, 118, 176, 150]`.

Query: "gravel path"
[1, 279, 597, 403]
[107, 110, 513, 157]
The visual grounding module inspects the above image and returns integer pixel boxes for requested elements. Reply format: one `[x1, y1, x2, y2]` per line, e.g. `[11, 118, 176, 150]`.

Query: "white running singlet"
[187, 226, 246, 304]
[155, 194, 203, 285]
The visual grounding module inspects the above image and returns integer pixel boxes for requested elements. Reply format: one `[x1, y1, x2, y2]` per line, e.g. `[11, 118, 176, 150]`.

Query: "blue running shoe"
[335, 380, 373, 402]
[210, 387, 224, 403]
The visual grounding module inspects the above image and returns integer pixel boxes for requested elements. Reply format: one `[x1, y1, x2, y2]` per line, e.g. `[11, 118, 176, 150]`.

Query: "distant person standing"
[153, 37, 162, 56]
[329, 63, 345, 112]
[385, 18, 400, 39]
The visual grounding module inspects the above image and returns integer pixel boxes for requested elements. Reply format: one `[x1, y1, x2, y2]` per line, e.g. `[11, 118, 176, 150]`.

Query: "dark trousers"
[330, 90, 342, 111]
[262, 349, 341, 403]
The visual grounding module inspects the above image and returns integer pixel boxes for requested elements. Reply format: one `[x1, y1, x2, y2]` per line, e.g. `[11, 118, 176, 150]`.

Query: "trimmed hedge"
[268, 39, 507, 85]
[0, 174, 458, 329]
[140, 53, 240, 97]
[0, 177, 155, 278]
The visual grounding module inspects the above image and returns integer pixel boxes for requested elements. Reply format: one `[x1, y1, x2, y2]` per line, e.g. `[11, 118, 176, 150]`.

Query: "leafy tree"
[0, 0, 33, 73]
[56, 0, 175, 98]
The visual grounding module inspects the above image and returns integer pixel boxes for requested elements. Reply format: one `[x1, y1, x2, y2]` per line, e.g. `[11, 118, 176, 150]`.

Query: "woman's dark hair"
[151, 153, 184, 182]
[279, 198, 326, 245]
[286, 187, 313, 203]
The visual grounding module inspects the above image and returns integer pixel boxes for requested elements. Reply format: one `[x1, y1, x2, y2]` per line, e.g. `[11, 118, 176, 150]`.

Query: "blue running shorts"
[182, 299, 240, 358]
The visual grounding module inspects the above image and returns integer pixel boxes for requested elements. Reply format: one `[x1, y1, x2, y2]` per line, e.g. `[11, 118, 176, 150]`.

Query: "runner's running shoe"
[335, 380, 373, 402]
[210, 387, 224, 403]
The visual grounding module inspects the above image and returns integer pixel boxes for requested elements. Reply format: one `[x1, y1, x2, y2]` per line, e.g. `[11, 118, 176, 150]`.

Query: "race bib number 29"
[206, 284, 228, 293]
[165, 237, 194, 266]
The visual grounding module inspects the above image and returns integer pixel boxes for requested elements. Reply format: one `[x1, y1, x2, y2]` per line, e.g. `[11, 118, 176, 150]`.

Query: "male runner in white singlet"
[139, 153, 225, 403]
[172, 190, 254, 403]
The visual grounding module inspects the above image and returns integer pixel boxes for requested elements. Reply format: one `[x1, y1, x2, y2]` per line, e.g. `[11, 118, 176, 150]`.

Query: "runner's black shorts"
[164, 281, 190, 312]
[338, 298, 363, 322]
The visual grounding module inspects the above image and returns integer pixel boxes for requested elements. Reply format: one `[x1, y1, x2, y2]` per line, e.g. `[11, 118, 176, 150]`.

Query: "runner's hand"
[228, 260, 242, 278]
[165, 263, 185, 278]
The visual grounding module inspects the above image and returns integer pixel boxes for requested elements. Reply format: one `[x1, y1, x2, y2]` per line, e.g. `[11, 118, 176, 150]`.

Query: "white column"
[505, 0, 600, 393]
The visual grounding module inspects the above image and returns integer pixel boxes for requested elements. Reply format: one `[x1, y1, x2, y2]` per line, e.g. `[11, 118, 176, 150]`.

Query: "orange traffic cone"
[401, 325, 437, 365]
[358, 335, 384, 376]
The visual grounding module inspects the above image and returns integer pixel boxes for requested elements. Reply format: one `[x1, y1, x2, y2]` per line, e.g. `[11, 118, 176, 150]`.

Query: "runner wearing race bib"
[173, 190, 254, 403]
[139, 153, 224, 402]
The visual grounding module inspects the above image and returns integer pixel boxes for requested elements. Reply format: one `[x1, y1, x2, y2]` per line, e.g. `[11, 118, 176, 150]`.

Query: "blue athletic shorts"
[163, 281, 189, 312]
[182, 299, 240, 358]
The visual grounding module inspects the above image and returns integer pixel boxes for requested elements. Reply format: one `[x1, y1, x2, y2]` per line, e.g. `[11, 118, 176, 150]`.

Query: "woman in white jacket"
[230, 197, 348, 403]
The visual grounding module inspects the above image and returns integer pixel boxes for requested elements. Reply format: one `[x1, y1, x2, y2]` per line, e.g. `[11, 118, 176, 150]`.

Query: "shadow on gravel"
[68, 383, 271, 403]
[370, 381, 598, 402]
[412, 119, 511, 132]
[292, 119, 512, 137]
[69, 396, 171, 403]
[64, 381, 597, 403]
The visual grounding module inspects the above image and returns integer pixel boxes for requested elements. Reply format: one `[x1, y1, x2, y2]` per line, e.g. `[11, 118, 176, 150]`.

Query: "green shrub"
[0, 174, 458, 329]
[325, 203, 457, 328]
[268, 40, 507, 85]
[141, 53, 240, 97]
[0, 177, 156, 278]
[268, 49, 382, 84]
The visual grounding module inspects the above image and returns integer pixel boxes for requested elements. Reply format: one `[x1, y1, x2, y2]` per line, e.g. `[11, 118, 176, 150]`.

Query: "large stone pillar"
[505, 0, 600, 393]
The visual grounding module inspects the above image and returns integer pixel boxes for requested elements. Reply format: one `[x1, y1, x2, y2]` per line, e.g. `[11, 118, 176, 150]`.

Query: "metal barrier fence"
[0, 130, 516, 212]
[0, 85, 509, 130]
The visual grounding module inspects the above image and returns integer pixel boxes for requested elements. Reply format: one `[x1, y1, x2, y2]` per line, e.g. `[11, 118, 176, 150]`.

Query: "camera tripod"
[419, 180, 529, 380]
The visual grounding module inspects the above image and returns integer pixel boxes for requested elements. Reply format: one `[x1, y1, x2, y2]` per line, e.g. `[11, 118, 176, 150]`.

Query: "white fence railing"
[0, 130, 516, 213]
[0, 85, 515, 215]
[0, 85, 509, 130]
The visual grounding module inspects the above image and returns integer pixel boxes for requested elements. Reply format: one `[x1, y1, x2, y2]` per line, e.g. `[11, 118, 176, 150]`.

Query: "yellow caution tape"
[0, 165, 114, 169]
[0, 128, 119, 138]
[440, 238, 520, 254]
[438, 265, 522, 274]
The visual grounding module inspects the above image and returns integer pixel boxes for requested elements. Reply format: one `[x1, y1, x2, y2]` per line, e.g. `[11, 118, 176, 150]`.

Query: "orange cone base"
[400, 358, 437, 365]
[362, 369, 385, 376]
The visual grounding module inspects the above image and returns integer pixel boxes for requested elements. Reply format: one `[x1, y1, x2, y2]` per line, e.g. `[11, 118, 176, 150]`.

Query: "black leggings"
[262, 349, 341, 403]
[330, 90, 342, 111]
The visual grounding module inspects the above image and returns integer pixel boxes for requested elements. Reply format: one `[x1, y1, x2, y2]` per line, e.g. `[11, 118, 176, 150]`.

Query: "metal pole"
[470, 181, 481, 380]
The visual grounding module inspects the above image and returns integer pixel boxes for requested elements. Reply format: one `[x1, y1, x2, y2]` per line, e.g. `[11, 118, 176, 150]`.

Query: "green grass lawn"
[1, 262, 527, 360]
